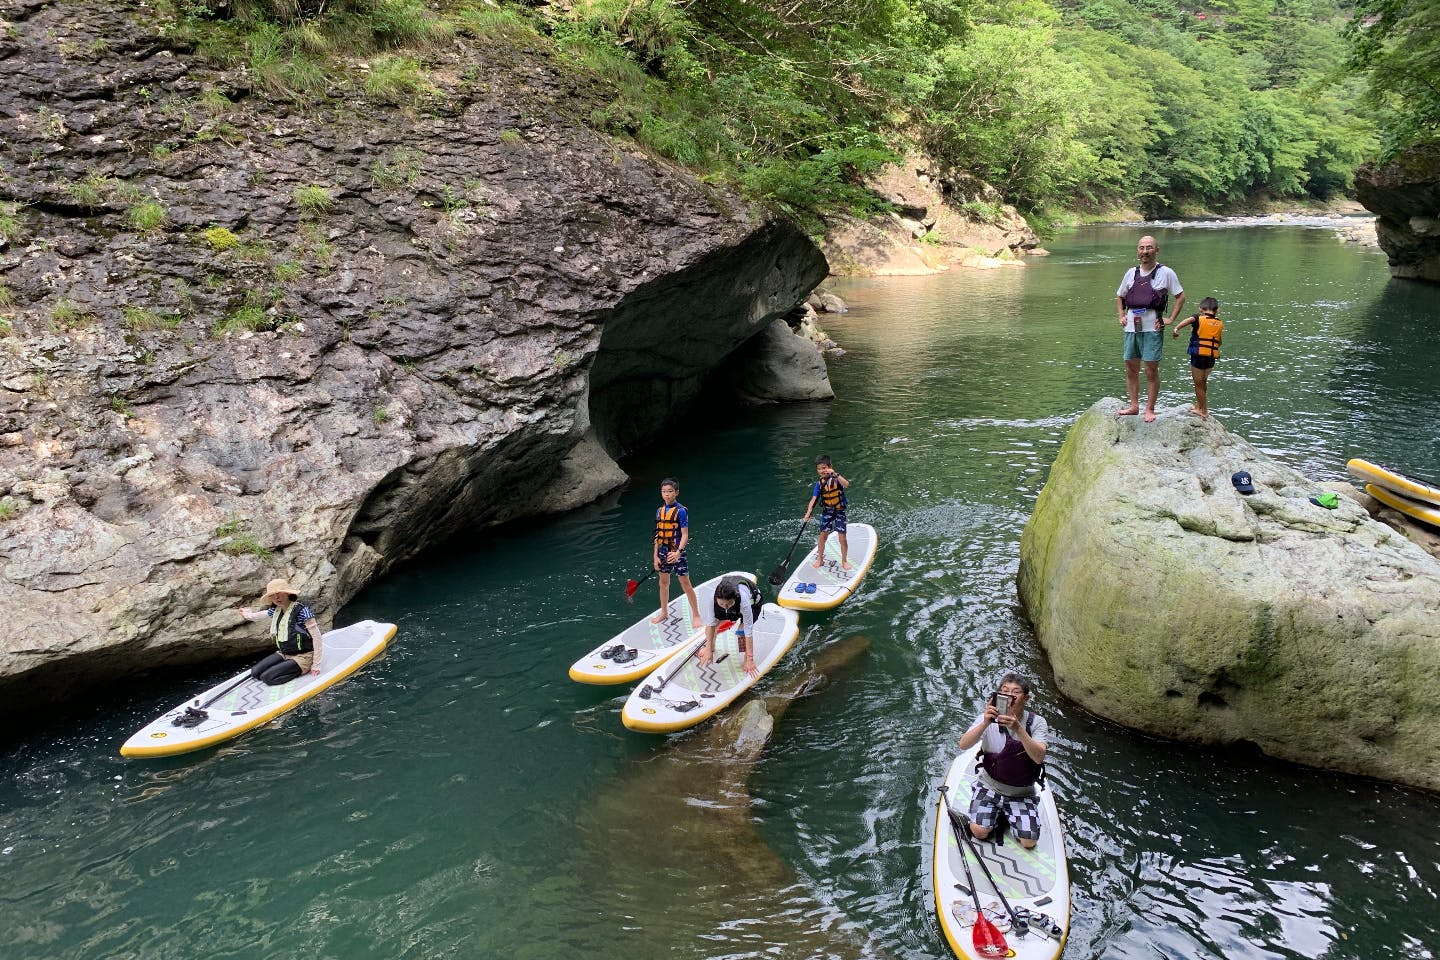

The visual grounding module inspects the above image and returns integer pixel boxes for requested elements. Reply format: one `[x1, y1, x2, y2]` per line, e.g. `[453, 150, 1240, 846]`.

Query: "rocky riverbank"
[1355, 141, 1440, 281]
[0, 1, 830, 712]
[1018, 400, 1440, 792]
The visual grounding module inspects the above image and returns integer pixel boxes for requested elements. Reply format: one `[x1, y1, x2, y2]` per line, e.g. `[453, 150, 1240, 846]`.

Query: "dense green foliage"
[1345, 0, 1440, 153]
[176, 0, 1378, 218]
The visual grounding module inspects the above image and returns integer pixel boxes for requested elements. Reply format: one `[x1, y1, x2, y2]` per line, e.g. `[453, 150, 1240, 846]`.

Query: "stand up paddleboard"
[569, 572, 753, 685]
[1366, 483, 1440, 530]
[1348, 458, 1440, 508]
[120, 620, 397, 758]
[933, 744, 1070, 960]
[776, 521, 878, 611]
[621, 602, 800, 733]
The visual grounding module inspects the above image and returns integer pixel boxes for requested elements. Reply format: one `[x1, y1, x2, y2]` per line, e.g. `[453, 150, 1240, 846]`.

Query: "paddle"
[171, 668, 252, 727]
[767, 518, 810, 586]
[939, 785, 1009, 957]
[624, 568, 655, 600]
[640, 620, 733, 699]
[953, 808, 1028, 939]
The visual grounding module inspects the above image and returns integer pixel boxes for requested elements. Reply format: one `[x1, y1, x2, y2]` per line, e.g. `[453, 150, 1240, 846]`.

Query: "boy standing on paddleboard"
[652, 478, 704, 630]
[803, 455, 851, 571]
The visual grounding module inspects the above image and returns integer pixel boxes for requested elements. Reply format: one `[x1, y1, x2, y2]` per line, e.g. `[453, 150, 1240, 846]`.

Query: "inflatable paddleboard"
[621, 602, 800, 733]
[1348, 458, 1440, 508]
[776, 521, 878, 611]
[569, 571, 753, 685]
[933, 745, 1070, 960]
[120, 620, 396, 758]
[1366, 483, 1440, 530]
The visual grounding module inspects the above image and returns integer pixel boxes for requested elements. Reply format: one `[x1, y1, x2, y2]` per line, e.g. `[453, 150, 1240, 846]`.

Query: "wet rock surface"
[1354, 141, 1440, 282]
[0, 0, 827, 711]
[1018, 400, 1440, 792]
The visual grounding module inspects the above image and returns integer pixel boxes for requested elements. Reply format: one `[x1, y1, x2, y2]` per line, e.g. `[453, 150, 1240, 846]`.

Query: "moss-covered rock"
[1018, 400, 1440, 792]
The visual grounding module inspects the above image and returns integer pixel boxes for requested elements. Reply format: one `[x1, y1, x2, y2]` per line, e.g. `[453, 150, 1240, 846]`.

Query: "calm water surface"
[3, 224, 1438, 960]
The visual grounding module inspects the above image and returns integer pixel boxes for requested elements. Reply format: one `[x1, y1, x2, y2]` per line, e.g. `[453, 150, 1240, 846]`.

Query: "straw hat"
[259, 577, 300, 602]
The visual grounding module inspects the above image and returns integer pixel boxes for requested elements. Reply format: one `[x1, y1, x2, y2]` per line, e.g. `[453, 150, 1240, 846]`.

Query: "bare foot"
[650, 613, 670, 624]
[1197, 409, 1209, 419]
[811, 559, 824, 568]
[1143, 409, 1157, 423]
[842, 560, 852, 570]
[1116, 406, 1140, 417]
[1188, 405, 1201, 415]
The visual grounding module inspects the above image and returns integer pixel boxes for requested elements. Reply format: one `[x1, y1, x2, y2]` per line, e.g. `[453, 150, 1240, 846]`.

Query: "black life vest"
[818, 475, 846, 510]
[980, 711, 1042, 790]
[654, 504, 683, 549]
[712, 576, 764, 625]
[1123, 264, 1169, 317]
[269, 601, 314, 656]
[1191, 313, 1223, 358]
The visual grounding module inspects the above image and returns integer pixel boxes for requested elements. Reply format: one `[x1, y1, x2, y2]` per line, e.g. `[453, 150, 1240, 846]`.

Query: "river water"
[3, 223, 1438, 960]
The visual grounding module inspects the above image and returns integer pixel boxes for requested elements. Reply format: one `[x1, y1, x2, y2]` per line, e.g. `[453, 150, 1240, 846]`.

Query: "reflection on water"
[2, 225, 1438, 960]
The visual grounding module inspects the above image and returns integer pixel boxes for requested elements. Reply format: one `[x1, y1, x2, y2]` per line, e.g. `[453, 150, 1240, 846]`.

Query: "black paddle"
[639, 620, 733, 699]
[939, 785, 1009, 957]
[953, 808, 1028, 939]
[171, 667, 252, 727]
[624, 568, 655, 600]
[768, 518, 810, 586]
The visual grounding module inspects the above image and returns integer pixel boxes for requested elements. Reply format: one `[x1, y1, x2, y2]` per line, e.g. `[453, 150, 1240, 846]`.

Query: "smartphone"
[991, 692, 1012, 715]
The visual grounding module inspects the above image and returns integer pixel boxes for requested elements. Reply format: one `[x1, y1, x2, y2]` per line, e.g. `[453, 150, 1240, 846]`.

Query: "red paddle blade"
[624, 579, 640, 598]
[974, 914, 1009, 957]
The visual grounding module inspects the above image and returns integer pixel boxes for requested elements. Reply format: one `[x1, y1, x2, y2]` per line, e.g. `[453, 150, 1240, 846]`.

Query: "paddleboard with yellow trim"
[621, 602, 799, 733]
[1366, 483, 1440, 529]
[933, 744, 1070, 960]
[776, 521, 878, 611]
[568, 572, 751, 685]
[120, 620, 396, 758]
[1347, 458, 1440, 508]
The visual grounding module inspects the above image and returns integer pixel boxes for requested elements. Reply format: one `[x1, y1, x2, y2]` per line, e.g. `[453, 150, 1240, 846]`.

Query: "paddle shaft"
[950, 805, 1027, 937]
[625, 568, 655, 597]
[940, 785, 1009, 956]
[768, 519, 810, 584]
[198, 668, 253, 709]
[651, 620, 734, 695]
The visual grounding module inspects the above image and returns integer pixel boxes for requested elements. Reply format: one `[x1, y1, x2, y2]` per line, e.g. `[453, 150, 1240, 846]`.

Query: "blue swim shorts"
[657, 549, 688, 577]
[1123, 331, 1163, 363]
[820, 508, 847, 534]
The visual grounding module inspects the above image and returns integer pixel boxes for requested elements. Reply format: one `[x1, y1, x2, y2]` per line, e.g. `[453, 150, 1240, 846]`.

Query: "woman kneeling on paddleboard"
[956, 673, 1049, 849]
[696, 576, 761, 677]
[239, 577, 322, 685]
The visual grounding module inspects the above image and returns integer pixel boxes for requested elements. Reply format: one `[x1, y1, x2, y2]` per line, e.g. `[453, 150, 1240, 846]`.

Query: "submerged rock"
[1018, 400, 1440, 792]
[729, 319, 836, 404]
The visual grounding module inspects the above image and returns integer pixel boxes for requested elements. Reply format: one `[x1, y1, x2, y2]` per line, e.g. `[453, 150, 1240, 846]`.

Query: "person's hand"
[309, 667, 320, 676]
[666, 549, 680, 563]
[983, 703, 999, 724]
[240, 606, 253, 618]
[995, 711, 1017, 730]
[743, 656, 758, 678]
[697, 645, 713, 666]
[653, 557, 661, 571]
[1172, 328, 1179, 338]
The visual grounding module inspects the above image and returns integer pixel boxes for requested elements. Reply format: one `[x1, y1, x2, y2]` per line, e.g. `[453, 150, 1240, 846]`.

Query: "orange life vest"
[1194, 313, 1223, 359]
[654, 504, 682, 548]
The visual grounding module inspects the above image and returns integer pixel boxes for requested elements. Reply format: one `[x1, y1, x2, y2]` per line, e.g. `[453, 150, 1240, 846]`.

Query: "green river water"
[3, 223, 1438, 960]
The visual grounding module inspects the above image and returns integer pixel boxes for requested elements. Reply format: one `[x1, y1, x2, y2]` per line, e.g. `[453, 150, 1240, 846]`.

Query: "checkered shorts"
[968, 781, 1041, 842]
[819, 508, 847, 533]
[657, 548, 688, 577]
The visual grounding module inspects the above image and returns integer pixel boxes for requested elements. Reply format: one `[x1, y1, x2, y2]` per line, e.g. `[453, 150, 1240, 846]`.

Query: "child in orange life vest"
[651, 477, 703, 630]
[1171, 297, 1224, 418]
[803, 454, 851, 570]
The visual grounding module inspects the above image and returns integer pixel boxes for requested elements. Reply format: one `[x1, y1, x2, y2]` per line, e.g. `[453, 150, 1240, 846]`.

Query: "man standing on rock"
[1116, 235, 1185, 422]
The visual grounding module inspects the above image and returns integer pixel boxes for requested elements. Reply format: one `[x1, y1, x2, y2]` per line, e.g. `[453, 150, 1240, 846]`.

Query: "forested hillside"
[143, 0, 1378, 221]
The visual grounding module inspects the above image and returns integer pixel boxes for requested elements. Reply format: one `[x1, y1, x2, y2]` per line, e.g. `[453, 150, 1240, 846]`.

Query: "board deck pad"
[569, 572, 754, 685]
[120, 620, 397, 758]
[621, 603, 800, 733]
[932, 745, 1070, 960]
[776, 521, 878, 611]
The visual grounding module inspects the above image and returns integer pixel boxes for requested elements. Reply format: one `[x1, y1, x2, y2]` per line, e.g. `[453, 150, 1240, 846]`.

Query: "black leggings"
[251, 652, 302, 686]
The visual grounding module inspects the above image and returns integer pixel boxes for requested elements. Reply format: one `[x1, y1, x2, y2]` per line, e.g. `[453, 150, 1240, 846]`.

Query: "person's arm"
[803, 492, 819, 521]
[697, 623, 718, 664]
[239, 605, 269, 622]
[302, 617, 321, 673]
[835, 473, 849, 489]
[958, 704, 998, 750]
[673, 509, 688, 560]
[738, 586, 758, 676]
[1165, 275, 1186, 326]
[1013, 720, 1047, 765]
[1171, 315, 1196, 338]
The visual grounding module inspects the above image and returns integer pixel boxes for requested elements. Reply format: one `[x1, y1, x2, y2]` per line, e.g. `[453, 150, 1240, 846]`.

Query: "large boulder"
[1354, 141, 1440, 282]
[729, 319, 836, 404]
[0, 2, 827, 713]
[1018, 400, 1440, 792]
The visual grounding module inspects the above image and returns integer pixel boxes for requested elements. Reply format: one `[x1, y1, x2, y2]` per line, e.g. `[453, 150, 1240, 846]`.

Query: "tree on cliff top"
[1346, 0, 1440, 152]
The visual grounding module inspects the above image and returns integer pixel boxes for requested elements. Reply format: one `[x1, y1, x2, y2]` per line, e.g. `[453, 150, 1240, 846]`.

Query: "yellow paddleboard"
[1348, 458, 1440, 508]
[1366, 483, 1440, 530]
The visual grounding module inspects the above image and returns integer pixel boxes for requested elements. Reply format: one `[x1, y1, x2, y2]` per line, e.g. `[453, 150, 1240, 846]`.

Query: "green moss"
[126, 201, 168, 233]
[0, 201, 21, 245]
[213, 303, 270, 336]
[373, 406, 390, 423]
[370, 147, 422, 188]
[0, 497, 19, 522]
[294, 185, 333, 216]
[122, 306, 182, 331]
[201, 226, 241, 251]
[0, 283, 13, 307]
[215, 515, 273, 559]
[364, 54, 435, 104]
[498, 128, 523, 145]
[273, 261, 304, 282]
[50, 299, 93, 329]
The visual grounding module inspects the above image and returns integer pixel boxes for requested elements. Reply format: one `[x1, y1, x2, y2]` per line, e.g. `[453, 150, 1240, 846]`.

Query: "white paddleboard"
[569, 572, 752, 685]
[120, 620, 397, 758]
[776, 521, 878, 611]
[1348, 458, 1440, 508]
[933, 745, 1070, 960]
[621, 602, 800, 733]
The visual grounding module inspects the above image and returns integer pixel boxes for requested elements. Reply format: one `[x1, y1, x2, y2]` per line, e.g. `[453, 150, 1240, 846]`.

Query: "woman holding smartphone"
[956, 672, 1050, 849]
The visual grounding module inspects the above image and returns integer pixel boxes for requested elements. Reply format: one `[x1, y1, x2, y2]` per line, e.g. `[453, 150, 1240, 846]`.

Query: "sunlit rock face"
[0, 1, 826, 712]
[1355, 141, 1440, 283]
[1018, 400, 1440, 792]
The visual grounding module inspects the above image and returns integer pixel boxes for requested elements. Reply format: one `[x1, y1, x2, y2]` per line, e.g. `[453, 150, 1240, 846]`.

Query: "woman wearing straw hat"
[239, 577, 322, 685]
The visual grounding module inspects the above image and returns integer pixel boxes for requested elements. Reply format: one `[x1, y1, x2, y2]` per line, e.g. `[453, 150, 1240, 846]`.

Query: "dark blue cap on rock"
[1231, 471, 1255, 494]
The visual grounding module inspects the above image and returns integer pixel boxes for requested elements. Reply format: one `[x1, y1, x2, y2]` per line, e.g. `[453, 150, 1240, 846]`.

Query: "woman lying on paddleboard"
[239, 577, 323, 685]
[696, 575, 761, 677]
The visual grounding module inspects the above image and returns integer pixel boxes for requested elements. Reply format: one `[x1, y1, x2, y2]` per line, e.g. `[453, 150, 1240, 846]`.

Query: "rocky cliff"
[1354, 141, 1440, 282]
[0, 0, 828, 711]
[1018, 401, 1440, 792]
